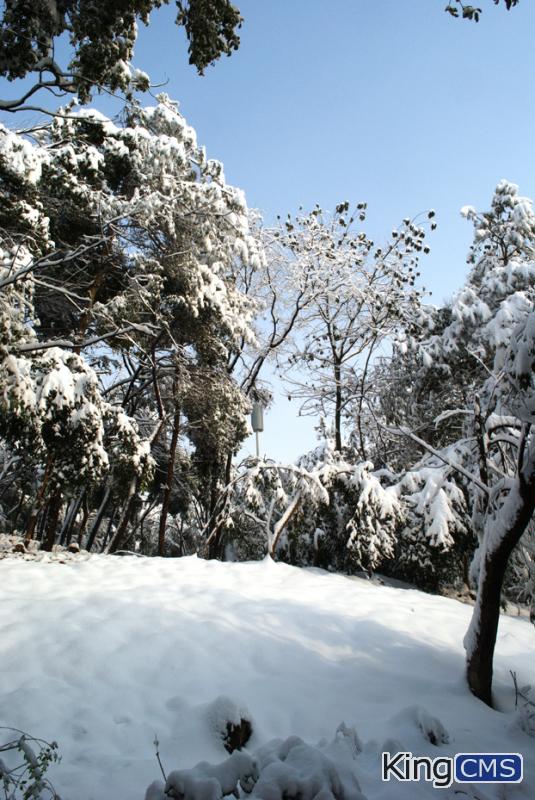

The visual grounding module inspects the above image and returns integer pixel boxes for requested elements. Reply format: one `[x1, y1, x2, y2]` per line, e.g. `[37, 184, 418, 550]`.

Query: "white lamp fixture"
[251, 401, 264, 458]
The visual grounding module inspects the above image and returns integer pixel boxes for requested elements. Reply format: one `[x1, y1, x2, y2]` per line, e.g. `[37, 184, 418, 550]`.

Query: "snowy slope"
[0, 555, 533, 799]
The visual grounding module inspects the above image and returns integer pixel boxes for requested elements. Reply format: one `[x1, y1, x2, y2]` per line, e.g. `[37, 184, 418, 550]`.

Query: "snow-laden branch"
[12, 323, 157, 354]
[384, 425, 490, 494]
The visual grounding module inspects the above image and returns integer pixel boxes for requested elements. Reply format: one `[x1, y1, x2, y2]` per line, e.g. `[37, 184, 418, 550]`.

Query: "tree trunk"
[102, 507, 118, 551]
[36, 506, 47, 542]
[59, 498, 76, 546]
[205, 459, 224, 559]
[158, 404, 181, 557]
[466, 443, 535, 706]
[25, 454, 54, 540]
[85, 484, 112, 551]
[270, 491, 302, 555]
[41, 489, 62, 552]
[107, 477, 138, 553]
[105, 417, 165, 555]
[59, 491, 84, 546]
[10, 491, 25, 534]
[334, 360, 342, 452]
[77, 494, 90, 546]
[355, 336, 377, 461]
[207, 451, 233, 560]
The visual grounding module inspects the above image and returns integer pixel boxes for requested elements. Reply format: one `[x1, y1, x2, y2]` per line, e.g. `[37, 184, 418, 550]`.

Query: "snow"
[0, 555, 533, 799]
[163, 750, 259, 799]
[0, 125, 45, 185]
[460, 205, 477, 219]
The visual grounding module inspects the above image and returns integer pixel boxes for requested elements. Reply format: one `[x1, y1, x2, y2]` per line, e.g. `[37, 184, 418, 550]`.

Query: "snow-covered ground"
[0, 554, 533, 799]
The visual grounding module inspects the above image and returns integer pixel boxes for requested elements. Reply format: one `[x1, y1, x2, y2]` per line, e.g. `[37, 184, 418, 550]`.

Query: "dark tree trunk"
[36, 506, 47, 542]
[158, 405, 181, 557]
[11, 491, 25, 534]
[334, 360, 342, 452]
[107, 478, 138, 553]
[60, 491, 84, 546]
[466, 447, 535, 706]
[25, 454, 54, 540]
[208, 452, 233, 560]
[59, 499, 76, 546]
[205, 451, 233, 561]
[41, 489, 62, 552]
[102, 507, 118, 551]
[85, 484, 112, 551]
[206, 460, 222, 559]
[105, 415, 165, 555]
[77, 494, 90, 546]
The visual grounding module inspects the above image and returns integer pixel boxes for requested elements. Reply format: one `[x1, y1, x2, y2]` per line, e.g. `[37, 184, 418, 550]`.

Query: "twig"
[154, 735, 167, 782]
[510, 669, 519, 708]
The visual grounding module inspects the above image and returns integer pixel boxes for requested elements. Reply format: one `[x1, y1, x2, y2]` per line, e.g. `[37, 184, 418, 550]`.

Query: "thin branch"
[384, 424, 490, 494]
[12, 323, 156, 354]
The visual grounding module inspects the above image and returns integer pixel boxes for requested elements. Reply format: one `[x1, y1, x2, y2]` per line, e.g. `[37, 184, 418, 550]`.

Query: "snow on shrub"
[224, 439, 403, 573]
[145, 722, 365, 800]
[204, 696, 253, 753]
[0, 346, 152, 494]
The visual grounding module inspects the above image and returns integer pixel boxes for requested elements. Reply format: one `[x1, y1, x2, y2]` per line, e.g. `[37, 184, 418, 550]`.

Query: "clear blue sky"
[134, 0, 532, 462]
[6, 0, 535, 462]
[129, 0, 535, 307]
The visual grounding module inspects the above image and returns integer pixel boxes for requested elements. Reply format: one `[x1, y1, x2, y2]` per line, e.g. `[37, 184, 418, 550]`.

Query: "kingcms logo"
[381, 751, 523, 789]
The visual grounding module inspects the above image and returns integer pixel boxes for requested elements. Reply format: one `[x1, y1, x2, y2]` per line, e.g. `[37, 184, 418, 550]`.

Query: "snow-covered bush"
[382, 449, 474, 593]
[276, 440, 402, 574]
[501, 491, 535, 611]
[204, 696, 253, 754]
[224, 440, 403, 575]
[145, 723, 366, 800]
[0, 728, 61, 799]
[221, 456, 330, 561]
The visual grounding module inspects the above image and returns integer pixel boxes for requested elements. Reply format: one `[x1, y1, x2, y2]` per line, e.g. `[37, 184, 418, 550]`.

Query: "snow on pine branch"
[225, 439, 404, 570]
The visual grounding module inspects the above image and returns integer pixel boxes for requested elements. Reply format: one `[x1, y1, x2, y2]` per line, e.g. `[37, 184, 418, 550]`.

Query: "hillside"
[0, 554, 533, 799]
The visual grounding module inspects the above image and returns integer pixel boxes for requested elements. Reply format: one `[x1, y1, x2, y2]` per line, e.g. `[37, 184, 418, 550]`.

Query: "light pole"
[251, 401, 264, 459]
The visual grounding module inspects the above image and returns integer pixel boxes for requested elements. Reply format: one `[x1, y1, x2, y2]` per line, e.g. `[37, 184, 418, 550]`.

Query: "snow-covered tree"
[292, 439, 403, 574]
[0, 346, 153, 547]
[0, 94, 261, 552]
[384, 447, 473, 593]
[212, 456, 330, 560]
[389, 181, 535, 705]
[364, 304, 479, 472]
[270, 202, 432, 454]
[199, 214, 315, 558]
[0, 226, 153, 546]
[463, 307, 535, 705]
[221, 438, 403, 574]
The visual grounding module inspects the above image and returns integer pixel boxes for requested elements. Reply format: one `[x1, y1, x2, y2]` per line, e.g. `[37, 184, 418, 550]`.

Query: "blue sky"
[5, 0, 535, 462]
[131, 0, 532, 462]
[129, 0, 535, 308]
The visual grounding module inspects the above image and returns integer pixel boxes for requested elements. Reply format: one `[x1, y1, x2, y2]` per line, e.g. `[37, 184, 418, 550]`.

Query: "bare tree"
[269, 202, 432, 454]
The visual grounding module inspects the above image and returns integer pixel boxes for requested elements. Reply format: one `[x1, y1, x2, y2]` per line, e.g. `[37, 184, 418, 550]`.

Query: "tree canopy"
[445, 0, 519, 22]
[0, 0, 242, 109]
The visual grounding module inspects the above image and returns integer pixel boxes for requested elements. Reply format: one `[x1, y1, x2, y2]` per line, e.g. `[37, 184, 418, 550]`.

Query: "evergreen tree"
[0, 95, 261, 551]
[386, 181, 535, 705]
